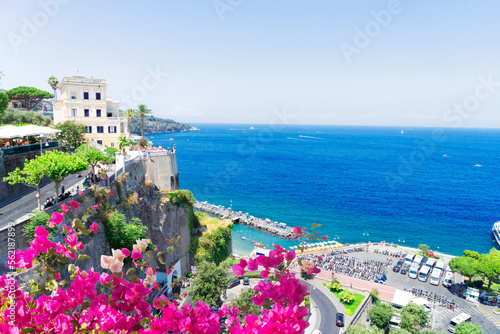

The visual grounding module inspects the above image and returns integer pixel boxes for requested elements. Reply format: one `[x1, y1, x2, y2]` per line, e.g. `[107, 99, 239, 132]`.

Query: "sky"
[1, 0, 500, 127]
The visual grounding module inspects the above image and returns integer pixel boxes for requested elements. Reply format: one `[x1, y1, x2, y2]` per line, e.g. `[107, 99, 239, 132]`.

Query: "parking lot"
[316, 244, 500, 333]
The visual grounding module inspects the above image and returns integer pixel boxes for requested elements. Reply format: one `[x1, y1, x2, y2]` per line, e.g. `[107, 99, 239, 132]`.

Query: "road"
[0, 173, 82, 228]
[304, 281, 341, 334]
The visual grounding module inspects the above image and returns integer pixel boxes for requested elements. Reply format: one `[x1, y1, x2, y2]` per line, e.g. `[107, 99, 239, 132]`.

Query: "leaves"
[78, 254, 91, 260]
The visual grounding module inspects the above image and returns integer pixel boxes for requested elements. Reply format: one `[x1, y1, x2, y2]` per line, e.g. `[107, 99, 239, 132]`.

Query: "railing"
[0, 141, 58, 155]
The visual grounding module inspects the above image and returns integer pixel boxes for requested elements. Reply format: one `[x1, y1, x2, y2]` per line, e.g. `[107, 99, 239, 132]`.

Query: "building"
[53, 76, 128, 148]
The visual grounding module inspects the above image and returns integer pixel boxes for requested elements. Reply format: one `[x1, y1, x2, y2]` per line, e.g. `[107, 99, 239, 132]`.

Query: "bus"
[448, 313, 471, 333]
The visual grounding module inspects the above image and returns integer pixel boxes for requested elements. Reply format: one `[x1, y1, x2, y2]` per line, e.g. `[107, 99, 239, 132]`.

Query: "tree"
[137, 104, 151, 140]
[229, 288, 262, 323]
[0, 108, 52, 126]
[455, 322, 482, 334]
[419, 244, 429, 257]
[55, 120, 87, 149]
[389, 329, 412, 334]
[449, 256, 478, 283]
[48, 76, 59, 99]
[105, 213, 148, 255]
[118, 135, 132, 156]
[368, 302, 393, 329]
[75, 145, 114, 175]
[476, 249, 500, 291]
[38, 150, 87, 201]
[346, 323, 384, 334]
[125, 108, 136, 136]
[6, 86, 53, 110]
[464, 250, 480, 259]
[3, 156, 46, 211]
[400, 303, 428, 334]
[0, 91, 9, 119]
[189, 260, 229, 307]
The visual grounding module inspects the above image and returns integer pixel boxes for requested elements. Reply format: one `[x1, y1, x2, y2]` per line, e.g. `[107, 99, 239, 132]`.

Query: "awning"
[0, 125, 61, 139]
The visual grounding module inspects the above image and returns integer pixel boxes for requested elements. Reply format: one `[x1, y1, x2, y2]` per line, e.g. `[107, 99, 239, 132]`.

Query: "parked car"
[393, 259, 404, 272]
[228, 278, 240, 289]
[336, 313, 345, 327]
[243, 277, 250, 285]
[401, 263, 410, 275]
[263, 278, 271, 283]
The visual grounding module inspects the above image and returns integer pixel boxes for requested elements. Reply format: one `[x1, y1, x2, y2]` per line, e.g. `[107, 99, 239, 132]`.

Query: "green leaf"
[56, 254, 69, 264]
[126, 268, 136, 276]
[167, 246, 174, 253]
[28, 279, 39, 293]
[112, 272, 122, 279]
[82, 213, 90, 222]
[175, 242, 182, 247]
[46, 278, 58, 291]
[158, 255, 166, 265]
[46, 247, 56, 258]
[22, 328, 35, 333]
[68, 264, 76, 274]
[78, 254, 91, 260]
[147, 251, 152, 257]
[130, 275, 138, 283]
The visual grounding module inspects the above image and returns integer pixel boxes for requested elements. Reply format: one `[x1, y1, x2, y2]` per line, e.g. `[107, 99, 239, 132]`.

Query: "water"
[148, 125, 500, 256]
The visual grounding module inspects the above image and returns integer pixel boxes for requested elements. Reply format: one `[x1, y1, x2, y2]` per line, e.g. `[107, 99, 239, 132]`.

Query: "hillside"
[129, 115, 191, 135]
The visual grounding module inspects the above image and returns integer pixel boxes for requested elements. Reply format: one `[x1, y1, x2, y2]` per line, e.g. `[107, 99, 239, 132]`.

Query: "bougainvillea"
[2, 189, 321, 333]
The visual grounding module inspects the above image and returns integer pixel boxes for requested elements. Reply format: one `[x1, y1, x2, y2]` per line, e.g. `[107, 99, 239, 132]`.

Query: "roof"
[0, 125, 61, 139]
[392, 290, 412, 307]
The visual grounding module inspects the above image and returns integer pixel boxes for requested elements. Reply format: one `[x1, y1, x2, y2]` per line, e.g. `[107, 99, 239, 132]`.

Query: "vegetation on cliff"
[104, 212, 148, 256]
[0, 107, 52, 126]
[129, 114, 190, 135]
[190, 212, 233, 265]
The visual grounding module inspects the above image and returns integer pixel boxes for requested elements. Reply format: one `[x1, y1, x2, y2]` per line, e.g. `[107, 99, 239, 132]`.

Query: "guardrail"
[0, 141, 59, 155]
[350, 294, 372, 326]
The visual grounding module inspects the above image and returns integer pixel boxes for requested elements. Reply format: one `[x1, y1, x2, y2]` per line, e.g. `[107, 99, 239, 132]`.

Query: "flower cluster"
[2, 194, 322, 333]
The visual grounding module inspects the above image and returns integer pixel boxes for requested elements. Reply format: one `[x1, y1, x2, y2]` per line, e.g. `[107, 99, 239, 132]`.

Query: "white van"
[409, 262, 420, 279]
[418, 266, 431, 282]
[413, 255, 423, 269]
[435, 260, 445, 272]
[443, 269, 453, 288]
[389, 315, 402, 329]
[425, 258, 436, 269]
[405, 253, 415, 263]
[448, 312, 471, 333]
[430, 268, 442, 285]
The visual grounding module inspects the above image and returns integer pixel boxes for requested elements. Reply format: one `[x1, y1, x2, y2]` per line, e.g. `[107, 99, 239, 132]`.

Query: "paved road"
[304, 281, 341, 334]
[0, 173, 82, 228]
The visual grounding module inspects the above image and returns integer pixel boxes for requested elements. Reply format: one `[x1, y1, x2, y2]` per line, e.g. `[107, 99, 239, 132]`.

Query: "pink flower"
[322, 235, 328, 241]
[153, 282, 160, 290]
[78, 191, 84, 196]
[166, 268, 172, 275]
[60, 204, 70, 213]
[121, 248, 130, 258]
[89, 222, 99, 233]
[49, 211, 65, 228]
[293, 226, 303, 235]
[133, 239, 150, 252]
[55, 273, 61, 280]
[232, 259, 247, 276]
[92, 204, 101, 210]
[69, 201, 80, 210]
[285, 250, 296, 262]
[248, 258, 258, 271]
[131, 250, 143, 260]
[109, 191, 115, 196]
[260, 270, 270, 278]
[154, 247, 159, 251]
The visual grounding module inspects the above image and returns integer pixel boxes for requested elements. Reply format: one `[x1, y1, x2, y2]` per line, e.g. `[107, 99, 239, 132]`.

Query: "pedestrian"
[61, 183, 65, 195]
[76, 185, 80, 194]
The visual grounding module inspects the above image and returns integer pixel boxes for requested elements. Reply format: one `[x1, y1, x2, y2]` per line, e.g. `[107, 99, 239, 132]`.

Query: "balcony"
[1, 141, 59, 156]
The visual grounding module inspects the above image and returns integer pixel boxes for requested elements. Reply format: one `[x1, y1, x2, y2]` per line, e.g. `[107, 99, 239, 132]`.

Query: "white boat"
[401, 130, 404, 134]
[492, 222, 500, 247]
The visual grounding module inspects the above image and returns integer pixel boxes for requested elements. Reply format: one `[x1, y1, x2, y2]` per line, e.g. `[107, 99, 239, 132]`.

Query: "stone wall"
[0, 154, 191, 279]
[0, 147, 59, 207]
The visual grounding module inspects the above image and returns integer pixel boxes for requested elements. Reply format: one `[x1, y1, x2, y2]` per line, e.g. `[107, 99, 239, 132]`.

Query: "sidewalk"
[305, 298, 320, 334]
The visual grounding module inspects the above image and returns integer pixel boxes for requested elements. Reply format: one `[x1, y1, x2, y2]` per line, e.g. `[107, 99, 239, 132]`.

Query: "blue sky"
[1, 0, 500, 127]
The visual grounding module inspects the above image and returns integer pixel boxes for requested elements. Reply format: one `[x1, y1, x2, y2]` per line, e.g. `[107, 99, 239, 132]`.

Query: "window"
[83, 92, 89, 100]
[96, 92, 101, 100]
[96, 109, 101, 117]
[71, 109, 77, 117]
[97, 126, 104, 133]
[84, 109, 89, 117]
[108, 126, 117, 133]
[71, 92, 77, 99]
[97, 140, 102, 145]
[87, 126, 92, 133]
[111, 142, 115, 148]
[107, 112, 113, 117]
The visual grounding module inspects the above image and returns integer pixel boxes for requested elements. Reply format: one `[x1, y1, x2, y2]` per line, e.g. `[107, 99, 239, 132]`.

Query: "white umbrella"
[0, 125, 22, 139]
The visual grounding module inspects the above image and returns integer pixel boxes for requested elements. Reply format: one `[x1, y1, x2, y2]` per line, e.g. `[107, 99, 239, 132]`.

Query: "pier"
[193, 201, 298, 239]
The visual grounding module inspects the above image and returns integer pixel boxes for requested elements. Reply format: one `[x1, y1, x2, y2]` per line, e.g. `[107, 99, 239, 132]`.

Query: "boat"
[443, 154, 449, 157]
[401, 130, 404, 134]
[250, 127, 255, 129]
[253, 242, 264, 247]
[475, 164, 482, 167]
[241, 236, 248, 240]
[492, 222, 500, 247]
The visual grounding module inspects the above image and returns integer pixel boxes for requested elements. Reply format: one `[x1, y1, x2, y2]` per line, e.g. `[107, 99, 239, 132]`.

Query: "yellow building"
[53, 76, 128, 148]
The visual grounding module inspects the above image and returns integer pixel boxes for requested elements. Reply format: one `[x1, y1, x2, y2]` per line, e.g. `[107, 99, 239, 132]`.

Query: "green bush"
[195, 225, 233, 265]
[104, 212, 147, 256]
[167, 190, 195, 207]
[340, 290, 355, 304]
[345, 309, 354, 316]
[23, 211, 57, 241]
[474, 280, 484, 289]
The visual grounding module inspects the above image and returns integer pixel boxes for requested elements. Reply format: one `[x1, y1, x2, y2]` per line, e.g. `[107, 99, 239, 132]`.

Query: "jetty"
[193, 201, 298, 239]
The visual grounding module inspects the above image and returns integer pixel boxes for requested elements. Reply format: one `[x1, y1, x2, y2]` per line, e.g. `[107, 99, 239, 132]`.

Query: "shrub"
[345, 309, 354, 316]
[329, 278, 343, 292]
[167, 190, 195, 207]
[339, 290, 355, 304]
[304, 295, 310, 307]
[474, 280, 484, 289]
[23, 211, 57, 241]
[104, 212, 147, 255]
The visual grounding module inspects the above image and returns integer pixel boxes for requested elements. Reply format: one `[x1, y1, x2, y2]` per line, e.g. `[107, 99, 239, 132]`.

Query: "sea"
[147, 124, 500, 257]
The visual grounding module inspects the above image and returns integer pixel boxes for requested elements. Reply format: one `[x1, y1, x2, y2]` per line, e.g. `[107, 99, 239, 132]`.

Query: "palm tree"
[48, 76, 59, 99]
[118, 136, 131, 156]
[137, 104, 152, 140]
[125, 108, 136, 136]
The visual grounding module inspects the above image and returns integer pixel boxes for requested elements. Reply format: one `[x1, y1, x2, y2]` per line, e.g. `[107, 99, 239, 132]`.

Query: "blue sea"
[147, 125, 500, 257]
